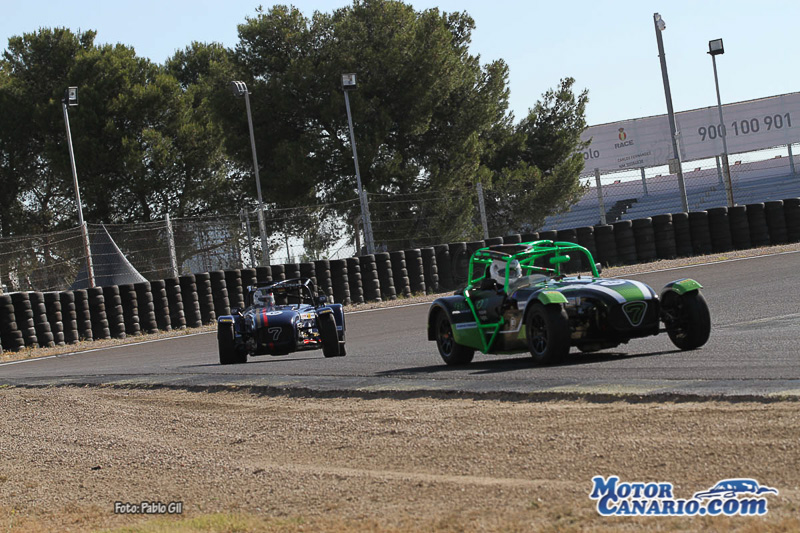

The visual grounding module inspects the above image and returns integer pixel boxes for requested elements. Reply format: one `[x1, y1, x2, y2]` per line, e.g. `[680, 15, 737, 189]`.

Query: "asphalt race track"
[2, 252, 799, 398]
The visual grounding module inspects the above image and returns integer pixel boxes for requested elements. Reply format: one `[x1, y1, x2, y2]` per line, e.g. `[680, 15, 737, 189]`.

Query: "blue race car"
[216, 278, 345, 364]
[693, 479, 778, 499]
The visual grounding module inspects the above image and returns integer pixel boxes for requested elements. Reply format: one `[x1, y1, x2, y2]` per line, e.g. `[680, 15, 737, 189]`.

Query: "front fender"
[427, 296, 472, 341]
[661, 278, 703, 297]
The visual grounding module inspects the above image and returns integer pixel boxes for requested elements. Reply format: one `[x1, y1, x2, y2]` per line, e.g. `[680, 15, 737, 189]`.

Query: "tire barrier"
[284, 263, 301, 280]
[118, 284, 141, 336]
[346, 257, 365, 304]
[241, 268, 258, 293]
[358, 255, 381, 302]
[746, 203, 770, 248]
[28, 292, 54, 348]
[102, 285, 126, 339]
[538, 230, 557, 242]
[73, 289, 94, 341]
[299, 263, 317, 288]
[330, 259, 351, 305]
[612, 220, 636, 265]
[179, 274, 202, 329]
[784, 198, 800, 243]
[135, 282, 159, 334]
[728, 205, 751, 250]
[164, 278, 186, 330]
[270, 264, 286, 282]
[209, 271, 230, 319]
[256, 265, 273, 285]
[434, 244, 453, 290]
[521, 232, 539, 242]
[556, 228, 581, 272]
[448, 242, 469, 287]
[87, 287, 111, 340]
[224, 269, 245, 310]
[44, 292, 65, 346]
[390, 251, 412, 298]
[764, 200, 788, 245]
[706, 207, 733, 253]
[421, 247, 440, 294]
[314, 260, 334, 300]
[652, 214, 677, 260]
[59, 291, 79, 345]
[502, 234, 522, 244]
[688, 211, 712, 256]
[671, 212, 694, 257]
[374, 252, 397, 301]
[0, 294, 24, 352]
[632, 218, 657, 263]
[405, 249, 426, 295]
[575, 226, 597, 270]
[593, 225, 617, 267]
[150, 280, 172, 332]
[484, 237, 504, 246]
[193, 273, 215, 325]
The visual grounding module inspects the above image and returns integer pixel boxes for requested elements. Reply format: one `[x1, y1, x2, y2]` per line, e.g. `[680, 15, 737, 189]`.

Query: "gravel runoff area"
[2, 242, 800, 532]
[2, 241, 800, 364]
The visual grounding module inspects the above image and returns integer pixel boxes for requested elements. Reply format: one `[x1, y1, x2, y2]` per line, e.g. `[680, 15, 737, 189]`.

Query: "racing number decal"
[267, 327, 282, 341]
[597, 280, 627, 286]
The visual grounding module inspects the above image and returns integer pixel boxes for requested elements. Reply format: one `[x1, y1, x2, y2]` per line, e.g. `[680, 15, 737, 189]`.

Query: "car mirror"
[317, 294, 327, 305]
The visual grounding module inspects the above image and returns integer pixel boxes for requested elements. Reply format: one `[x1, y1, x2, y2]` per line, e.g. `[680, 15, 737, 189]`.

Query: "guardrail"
[2, 198, 798, 354]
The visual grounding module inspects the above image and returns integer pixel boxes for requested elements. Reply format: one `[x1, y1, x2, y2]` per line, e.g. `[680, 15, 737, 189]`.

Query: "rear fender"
[427, 296, 473, 341]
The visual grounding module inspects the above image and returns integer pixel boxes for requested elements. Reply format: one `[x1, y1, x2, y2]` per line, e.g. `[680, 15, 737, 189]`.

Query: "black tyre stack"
[103, 285, 126, 339]
[707, 207, 733, 253]
[209, 271, 229, 319]
[224, 270, 245, 310]
[164, 278, 186, 330]
[241, 268, 258, 293]
[59, 291, 80, 344]
[73, 289, 94, 341]
[746, 203, 770, 247]
[502, 234, 522, 244]
[359, 255, 381, 302]
[728, 205, 751, 250]
[405, 249, 426, 294]
[284, 263, 301, 281]
[150, 280, 172, 331]
[179, 274, 202, 328]
[593, 225, 617, 267]
[612, 221, 637, 264]
[688, 211, 712, 256]
[330, 260, 351, 305]
[44, 292, 65, 346]
[538, 230, 557, 243]
[784, 198, 800, 243]
[652, 214, 677, 259]
[346, 257, 365, 304]
[421, 247, 440, 294]
[390, 251, 412, 298]
[119, 284, 141, 336]
[299, 262, 317, 287]
[575, 226, 597, 271]
[632, 218, 657, 263]
[764, 200, 788, 244]
[256, 265, 273, 285]
[448, 242, 469, 287]
[671, 213, 694, 257]
[314, 260, 334, 300]
[556, 229, 581, 272]
[193, 273, 214, 325]
[28, 292, 54, 348]
[374, 252, 396, 301]
[521, 232, 539, 243]
[271, 264, 286, 282]
[434, 244, 453, 290]
[0, 294, 24, 352]
[484, 237, 504, 247]
[87, 287, 111, 340]
[135, 282, 159, 334]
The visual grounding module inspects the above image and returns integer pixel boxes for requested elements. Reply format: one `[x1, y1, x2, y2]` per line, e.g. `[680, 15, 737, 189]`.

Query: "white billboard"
[580, 92, 800, 174]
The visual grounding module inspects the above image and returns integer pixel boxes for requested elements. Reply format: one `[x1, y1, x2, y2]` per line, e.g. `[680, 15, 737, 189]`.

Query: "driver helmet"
[489, 259, 522, 286]
[259, 291, 275, 307]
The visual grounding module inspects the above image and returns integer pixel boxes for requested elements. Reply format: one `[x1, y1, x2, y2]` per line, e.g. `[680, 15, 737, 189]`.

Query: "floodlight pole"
[62, 87, 95, 288]
[709, 39, 735, 207]
[654, 13, 689, 213]
[342, 73, 375, 254]
[231, 81, 270, 265]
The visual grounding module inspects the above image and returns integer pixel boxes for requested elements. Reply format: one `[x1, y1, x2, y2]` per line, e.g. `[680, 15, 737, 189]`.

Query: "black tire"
[526, 303, 571, 365]
[661, 291, 711, 350]
[434, 311, 474, 366]
[218, 323, 246, 365]
[319, 313, 342, 357]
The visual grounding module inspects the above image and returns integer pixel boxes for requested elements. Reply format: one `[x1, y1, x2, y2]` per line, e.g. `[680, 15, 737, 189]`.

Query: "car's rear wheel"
[434, 311, 474, 366]
[319, 313, 342, 357]
[218, 323, 246, 365]
[662, 291, 711, 350]
[526, 303, 571, 365]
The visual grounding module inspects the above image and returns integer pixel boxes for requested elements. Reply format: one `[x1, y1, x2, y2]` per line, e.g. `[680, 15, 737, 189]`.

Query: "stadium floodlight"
[708, 39, 734, 206]
[230, 80, 270, 265]
[653, 13, 689, 213]
[341, 73, 375, 254]
[61, 87, 95, 288]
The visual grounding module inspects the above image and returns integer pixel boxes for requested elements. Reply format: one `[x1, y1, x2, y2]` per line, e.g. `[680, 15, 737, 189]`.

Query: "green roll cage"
[460, 240, 600, 353]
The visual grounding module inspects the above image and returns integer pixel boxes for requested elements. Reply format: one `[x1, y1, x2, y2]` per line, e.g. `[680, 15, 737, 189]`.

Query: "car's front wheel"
[218, 323, 246, 365]
[526, 303, 571, 365]
[434, 311, 474, 366]
[319, 313, 343, 357]
[661, 291, 711, 350]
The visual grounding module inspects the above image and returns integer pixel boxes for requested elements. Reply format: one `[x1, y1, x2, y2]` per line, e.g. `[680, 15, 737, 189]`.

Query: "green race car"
[427, 240, 711, 365]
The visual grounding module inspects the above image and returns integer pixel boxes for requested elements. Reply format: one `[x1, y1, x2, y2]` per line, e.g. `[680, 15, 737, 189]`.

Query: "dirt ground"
[1, 386, 798, 532]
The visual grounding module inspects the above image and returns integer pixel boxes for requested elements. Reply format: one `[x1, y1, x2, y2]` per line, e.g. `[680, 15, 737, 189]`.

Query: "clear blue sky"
[3, 0, 798, 126]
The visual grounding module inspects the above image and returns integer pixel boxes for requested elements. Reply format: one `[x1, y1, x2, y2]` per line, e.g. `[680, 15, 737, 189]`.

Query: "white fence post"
[595, 168, 606, 225]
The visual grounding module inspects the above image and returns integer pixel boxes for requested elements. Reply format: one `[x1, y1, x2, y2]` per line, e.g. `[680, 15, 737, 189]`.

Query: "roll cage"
[247, 278, 322, 308]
